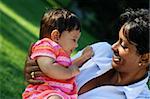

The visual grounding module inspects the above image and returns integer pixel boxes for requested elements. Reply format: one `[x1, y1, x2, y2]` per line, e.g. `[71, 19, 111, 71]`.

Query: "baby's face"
[57, 30, 81, 55]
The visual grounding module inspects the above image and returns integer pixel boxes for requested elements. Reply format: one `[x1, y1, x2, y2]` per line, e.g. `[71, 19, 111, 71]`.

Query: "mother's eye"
[121, 44, 128, 49]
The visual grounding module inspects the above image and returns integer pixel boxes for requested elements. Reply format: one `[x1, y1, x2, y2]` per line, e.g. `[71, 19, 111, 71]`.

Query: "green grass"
[0, 35, 25, 98]
[0, 0, 51, 98]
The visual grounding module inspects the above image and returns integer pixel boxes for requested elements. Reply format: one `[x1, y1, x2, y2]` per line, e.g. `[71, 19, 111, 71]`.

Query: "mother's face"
[111, 26, 142, 73]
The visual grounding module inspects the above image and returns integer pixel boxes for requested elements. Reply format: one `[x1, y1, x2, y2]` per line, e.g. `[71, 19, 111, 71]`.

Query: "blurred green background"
[0, 0, 149, 98]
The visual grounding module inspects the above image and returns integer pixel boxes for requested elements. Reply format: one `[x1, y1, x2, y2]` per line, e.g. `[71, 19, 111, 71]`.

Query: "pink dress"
[22, 38, 77, 99]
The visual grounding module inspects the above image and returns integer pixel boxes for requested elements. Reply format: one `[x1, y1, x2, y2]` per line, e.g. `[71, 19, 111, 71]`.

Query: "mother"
[24, 8, 150, 99]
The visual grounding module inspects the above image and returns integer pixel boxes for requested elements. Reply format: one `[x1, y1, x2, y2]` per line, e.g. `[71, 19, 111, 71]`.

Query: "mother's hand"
[24, 43, 44, 84]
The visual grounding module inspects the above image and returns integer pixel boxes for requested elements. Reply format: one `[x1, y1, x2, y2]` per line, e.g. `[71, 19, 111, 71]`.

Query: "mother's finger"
[26, 59, 38, 66]
[28, 43, 34, 56]
[26, 65, 41, 73]
[25, 43, 34, 62]
[27, 79, 44, 85]
[25, 73, 32, 80]
[34, 71, 45, 77]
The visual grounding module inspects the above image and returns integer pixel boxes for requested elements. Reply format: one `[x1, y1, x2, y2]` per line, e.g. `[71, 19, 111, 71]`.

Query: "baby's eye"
[72, 39, 76, 42]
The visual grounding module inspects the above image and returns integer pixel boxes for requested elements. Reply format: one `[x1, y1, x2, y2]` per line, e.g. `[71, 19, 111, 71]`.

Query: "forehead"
[119, 25, 137, 44]
[119, 26, 127, 40]
[69, 30, 81, 38]
[119, 26, 138, 48]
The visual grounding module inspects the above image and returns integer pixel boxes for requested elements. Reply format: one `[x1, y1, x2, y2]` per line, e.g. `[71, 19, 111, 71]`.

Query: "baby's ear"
[51, 30, 60, 42]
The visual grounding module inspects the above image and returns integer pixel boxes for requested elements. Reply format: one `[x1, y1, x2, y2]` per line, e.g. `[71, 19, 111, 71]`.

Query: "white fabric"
[71, 42, 150, 99]
[78, 77, 150, 99]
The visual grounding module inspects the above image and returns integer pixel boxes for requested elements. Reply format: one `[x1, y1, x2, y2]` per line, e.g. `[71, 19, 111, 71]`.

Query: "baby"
[22, 8, 93, 99]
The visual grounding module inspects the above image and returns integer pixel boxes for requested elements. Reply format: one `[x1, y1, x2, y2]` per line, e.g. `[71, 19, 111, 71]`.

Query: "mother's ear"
[51, 30, 60, 42]
[139, 53, 150, 67]
[147, 53, 150, 65]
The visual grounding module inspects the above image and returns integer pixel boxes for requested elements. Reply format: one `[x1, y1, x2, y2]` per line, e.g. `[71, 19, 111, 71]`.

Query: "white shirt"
[72, 42, 150, 99]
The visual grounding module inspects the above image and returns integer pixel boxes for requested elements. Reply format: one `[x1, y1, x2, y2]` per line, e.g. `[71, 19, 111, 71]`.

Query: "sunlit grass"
[47, 0, 60, 8]
[0, 34, 26, 98]
[0, 2, 38, 37]
[0, 1, 41, 98]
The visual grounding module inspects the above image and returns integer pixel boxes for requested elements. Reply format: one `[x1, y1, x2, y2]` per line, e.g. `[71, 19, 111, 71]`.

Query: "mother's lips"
[113, 55, 121, 62]
[113, 52, 121, 62]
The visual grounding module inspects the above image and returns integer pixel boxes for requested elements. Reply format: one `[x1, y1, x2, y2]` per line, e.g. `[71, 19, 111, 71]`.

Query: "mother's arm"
[24, 44, 86, 84]
[24, 44, 44, 84]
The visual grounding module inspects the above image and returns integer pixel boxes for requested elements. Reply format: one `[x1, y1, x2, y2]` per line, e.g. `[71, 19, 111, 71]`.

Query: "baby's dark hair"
[39, 8, 80, 39]
[120, 8, 149, 55]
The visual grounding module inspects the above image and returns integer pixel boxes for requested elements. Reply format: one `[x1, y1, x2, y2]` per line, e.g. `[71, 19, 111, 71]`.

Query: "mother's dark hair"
[120, 8, 149, 55]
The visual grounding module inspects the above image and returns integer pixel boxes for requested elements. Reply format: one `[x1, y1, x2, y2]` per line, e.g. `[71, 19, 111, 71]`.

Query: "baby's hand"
[69, 65, 80, 76]
[82, 46, 94, 60]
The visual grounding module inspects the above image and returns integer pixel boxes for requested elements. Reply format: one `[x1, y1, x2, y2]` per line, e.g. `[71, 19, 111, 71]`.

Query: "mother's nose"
[112, 41, 119, 51]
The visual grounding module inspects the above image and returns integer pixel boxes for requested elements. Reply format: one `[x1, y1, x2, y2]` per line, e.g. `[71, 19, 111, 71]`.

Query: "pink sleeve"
[30, 39, 57, 60]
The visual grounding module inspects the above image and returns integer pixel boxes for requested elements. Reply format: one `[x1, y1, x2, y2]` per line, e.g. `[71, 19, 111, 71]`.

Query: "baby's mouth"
[70, 49, 73, 53]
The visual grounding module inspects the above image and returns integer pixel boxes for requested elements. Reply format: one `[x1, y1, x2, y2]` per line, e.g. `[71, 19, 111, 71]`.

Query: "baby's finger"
[91, 50, 94, 56]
